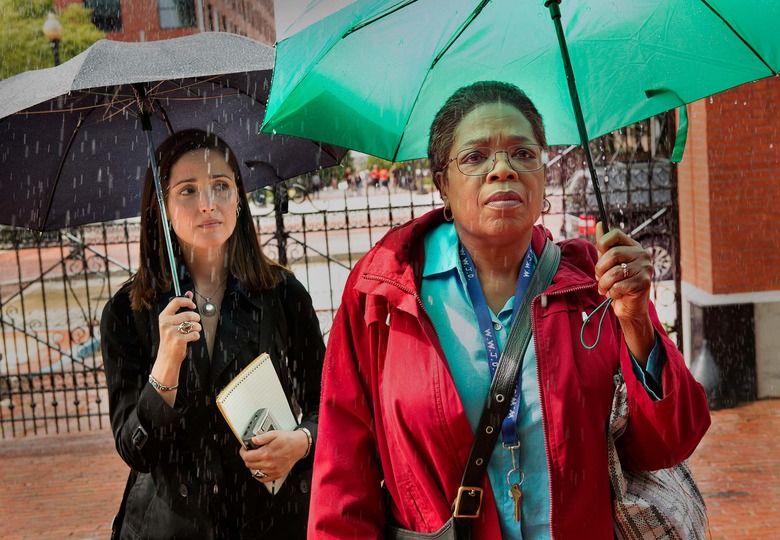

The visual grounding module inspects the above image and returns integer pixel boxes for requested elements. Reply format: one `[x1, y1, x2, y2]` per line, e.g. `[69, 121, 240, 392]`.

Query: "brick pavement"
[0, 400, 777, 539]
[688, 399, 780, 539]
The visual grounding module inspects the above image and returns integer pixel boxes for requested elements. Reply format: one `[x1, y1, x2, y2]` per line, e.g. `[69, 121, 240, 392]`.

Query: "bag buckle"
[452, 486, 484, 518]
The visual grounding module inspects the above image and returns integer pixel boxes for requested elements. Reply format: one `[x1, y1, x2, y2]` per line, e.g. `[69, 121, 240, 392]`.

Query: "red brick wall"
[56, 0, 274, 44]
[109, 0, 196, 42]
[678, 77, 780, 294]
[678, 100, 713, 292]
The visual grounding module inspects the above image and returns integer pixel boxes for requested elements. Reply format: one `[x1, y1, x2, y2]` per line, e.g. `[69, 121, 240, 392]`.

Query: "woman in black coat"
[101, 129, 324, 539]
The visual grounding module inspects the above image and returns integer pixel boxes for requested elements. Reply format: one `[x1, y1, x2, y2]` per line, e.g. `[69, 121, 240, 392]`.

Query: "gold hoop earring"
[542, 198, 551, 214]
[443, 205, 454, 222]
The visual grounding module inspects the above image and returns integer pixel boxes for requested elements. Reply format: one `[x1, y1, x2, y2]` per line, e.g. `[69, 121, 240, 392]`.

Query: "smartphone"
[242, 408, 277, 450]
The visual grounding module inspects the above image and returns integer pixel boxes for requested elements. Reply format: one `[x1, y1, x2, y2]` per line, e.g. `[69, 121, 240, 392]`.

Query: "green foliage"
[0, 0, 104, 79]
[9, 0, 50, 19]
[340, 151, 354, 171]
[366, 155, 392, 170]
[58, 4, 104, 62]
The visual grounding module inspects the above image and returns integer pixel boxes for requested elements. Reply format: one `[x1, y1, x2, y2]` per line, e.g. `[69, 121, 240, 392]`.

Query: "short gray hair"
[428, 81, 547, 189]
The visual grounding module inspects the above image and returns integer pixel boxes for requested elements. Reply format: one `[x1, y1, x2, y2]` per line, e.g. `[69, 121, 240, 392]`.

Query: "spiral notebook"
[216, 353, 297, 494]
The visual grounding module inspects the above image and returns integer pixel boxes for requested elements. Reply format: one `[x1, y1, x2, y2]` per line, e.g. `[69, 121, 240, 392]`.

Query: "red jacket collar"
[356, 208, 579, 295]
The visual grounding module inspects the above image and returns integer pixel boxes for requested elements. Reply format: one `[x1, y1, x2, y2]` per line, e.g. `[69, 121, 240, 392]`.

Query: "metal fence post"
[273, 183, 289, 267]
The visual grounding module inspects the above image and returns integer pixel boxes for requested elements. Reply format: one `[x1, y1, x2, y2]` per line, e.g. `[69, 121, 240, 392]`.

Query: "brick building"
[678, 76, 780, 404]
[56, 0, 275, 44]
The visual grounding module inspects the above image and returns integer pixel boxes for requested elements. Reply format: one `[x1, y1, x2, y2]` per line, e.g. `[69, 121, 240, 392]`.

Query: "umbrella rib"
[11, 102, 121, 115]
[265, 4, 408, 135]
[41, 103, 101, 229]
[699, 0, 777, 73]
[102, 94, 141, 122]
[156, 101, 176, 137]
[98, 77, 244, 123]
[346, 0, 420, 36]
[297, 141, 347, 167]
[393, 0, 489, 162]
[430, 0, 489, 69]
[9, 91, 236, 118]
[318, 143, 346, 163]
[162, 76, 253, 103]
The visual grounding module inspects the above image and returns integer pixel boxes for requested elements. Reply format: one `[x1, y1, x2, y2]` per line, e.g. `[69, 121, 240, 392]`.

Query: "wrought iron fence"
[0, 123, 680, 438]
[0, 184, 445, 438]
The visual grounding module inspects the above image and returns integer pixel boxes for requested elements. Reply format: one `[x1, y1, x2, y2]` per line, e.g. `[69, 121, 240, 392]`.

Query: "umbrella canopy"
[0, 31, 347, 231]
[264, 0, 780, 182]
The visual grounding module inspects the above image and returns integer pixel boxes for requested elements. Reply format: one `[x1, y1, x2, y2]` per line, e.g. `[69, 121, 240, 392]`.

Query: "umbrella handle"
[546, 0, 611, 231]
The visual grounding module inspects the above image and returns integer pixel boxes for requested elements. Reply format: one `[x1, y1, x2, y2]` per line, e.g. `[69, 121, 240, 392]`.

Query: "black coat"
[101, 271, 325, 540]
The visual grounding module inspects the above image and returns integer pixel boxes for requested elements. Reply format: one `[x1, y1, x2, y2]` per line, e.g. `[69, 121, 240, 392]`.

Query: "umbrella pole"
[144, 129, 182, 297]
[133, 84, 182, 297]
[546, 0, 611, 232]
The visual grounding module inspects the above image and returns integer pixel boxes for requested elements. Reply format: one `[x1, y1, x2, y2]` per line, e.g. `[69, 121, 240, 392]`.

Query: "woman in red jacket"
[309, 82, 710, 539]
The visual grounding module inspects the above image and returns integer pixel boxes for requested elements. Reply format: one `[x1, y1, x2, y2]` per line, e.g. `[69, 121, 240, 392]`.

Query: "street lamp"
[42, 13, 63, 66]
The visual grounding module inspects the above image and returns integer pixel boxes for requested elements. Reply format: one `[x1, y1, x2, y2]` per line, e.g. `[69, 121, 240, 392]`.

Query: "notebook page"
[216, 353, 297, 493]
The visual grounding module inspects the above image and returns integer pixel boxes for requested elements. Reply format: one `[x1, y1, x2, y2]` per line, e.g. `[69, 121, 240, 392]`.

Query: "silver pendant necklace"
[194, 276, 228, 317]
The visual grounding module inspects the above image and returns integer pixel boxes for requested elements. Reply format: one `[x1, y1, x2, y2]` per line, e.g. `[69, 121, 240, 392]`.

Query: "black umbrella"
[0, 31, 346, 295]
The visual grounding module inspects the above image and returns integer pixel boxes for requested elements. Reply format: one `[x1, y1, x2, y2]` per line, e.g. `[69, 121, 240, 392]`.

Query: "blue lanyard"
[459, 243, 536, 446]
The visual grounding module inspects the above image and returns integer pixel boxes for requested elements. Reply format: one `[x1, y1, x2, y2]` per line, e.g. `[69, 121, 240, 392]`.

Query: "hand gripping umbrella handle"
[133, 83, 181, 297]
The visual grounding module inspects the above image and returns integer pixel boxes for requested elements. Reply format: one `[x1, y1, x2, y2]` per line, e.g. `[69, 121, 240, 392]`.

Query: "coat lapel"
[210, 279, 276, 385]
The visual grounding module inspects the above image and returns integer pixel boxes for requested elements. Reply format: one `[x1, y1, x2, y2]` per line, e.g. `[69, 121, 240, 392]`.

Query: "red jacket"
[309, 209, 710, 539]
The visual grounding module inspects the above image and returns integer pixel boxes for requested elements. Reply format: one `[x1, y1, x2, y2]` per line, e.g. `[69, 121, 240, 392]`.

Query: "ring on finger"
[620, 262, 629, 279]
[177, 321, 194, 334]
[252, 469, 266, 479]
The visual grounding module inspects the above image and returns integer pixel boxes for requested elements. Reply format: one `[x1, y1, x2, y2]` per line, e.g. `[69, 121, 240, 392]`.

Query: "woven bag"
[608, 370, 709, 540]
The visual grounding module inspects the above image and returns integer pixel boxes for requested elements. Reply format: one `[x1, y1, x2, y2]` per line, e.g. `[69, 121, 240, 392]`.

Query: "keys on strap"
[504, 442, 525, 524]
[509, 483, 522, 523]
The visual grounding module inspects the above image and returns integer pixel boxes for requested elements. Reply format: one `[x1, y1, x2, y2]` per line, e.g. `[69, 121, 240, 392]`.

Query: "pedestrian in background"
[370, 163, 380, 190]
[308, 82, 710, 539]
[379, 166, 390, 190]
[101, 129, 324, 539]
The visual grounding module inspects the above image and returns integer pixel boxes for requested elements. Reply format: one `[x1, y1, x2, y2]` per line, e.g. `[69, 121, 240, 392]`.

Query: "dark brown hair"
[130, 129, 286, 310]
[428, 81, 547, 190]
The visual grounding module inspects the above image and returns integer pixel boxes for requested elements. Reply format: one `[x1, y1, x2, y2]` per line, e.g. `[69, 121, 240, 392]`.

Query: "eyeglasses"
[444, 144, 546, 176]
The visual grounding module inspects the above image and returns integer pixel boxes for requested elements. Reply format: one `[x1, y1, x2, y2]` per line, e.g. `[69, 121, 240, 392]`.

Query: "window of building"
[158, 0, 196, 29]
[84, 0, 122, 32]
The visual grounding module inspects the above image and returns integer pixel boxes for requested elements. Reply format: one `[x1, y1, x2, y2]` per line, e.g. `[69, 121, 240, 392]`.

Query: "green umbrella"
[264, 0, 780, 227]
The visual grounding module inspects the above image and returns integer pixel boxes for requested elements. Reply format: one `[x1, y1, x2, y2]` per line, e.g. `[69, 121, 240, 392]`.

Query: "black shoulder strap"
[453, 239, 561, 520]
